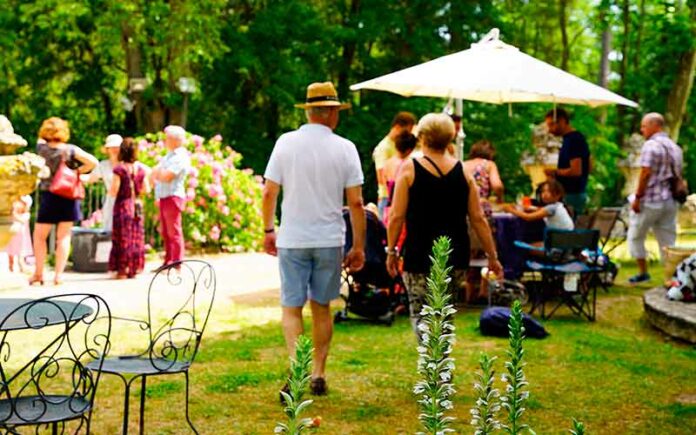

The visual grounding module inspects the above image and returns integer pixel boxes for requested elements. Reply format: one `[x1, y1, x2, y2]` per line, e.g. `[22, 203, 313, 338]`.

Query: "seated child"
[503, 180, 574, 246]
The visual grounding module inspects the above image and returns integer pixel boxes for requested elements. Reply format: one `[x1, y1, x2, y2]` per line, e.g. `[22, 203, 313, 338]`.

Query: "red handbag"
[49, 151, 85, 200]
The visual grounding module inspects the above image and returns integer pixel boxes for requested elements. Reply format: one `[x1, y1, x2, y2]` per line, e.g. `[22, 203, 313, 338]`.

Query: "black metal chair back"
[0, 294, 111, 433]
[146, 260, 216, 372]
[543, 228, 600, 262]
[531, 229, 601, 321]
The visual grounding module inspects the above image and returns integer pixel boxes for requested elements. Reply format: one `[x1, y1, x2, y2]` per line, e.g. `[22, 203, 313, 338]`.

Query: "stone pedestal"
[0, 216, 13, 247]
[524, 122, 560, 192]
[0, 115, 45, 249]
[619, 165, 641, 198]
[0, 154, 44, 249]
[643, 287, 696, 343]
[678, 195, 696, 232]
[522, 163, 556, 192]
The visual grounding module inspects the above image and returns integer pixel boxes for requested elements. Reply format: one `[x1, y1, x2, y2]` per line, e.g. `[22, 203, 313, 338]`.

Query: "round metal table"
[0, 298, 94, 331]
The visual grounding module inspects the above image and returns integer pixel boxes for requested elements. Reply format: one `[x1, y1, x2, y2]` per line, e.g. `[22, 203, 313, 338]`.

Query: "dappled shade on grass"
[89, 267, 695, 434]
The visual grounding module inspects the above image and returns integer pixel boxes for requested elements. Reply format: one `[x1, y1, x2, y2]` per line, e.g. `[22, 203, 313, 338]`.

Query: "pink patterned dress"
[109, 164, 145, 277]
[471, 160, 492, 217]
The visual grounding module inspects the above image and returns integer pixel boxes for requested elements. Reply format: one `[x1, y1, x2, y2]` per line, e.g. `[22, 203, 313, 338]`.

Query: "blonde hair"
[416, 113, 455, 151]
[38, 117, 70, 143]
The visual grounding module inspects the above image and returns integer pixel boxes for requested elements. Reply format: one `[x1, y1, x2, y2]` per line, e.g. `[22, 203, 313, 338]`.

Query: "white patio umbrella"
[350, 29, 638, 108]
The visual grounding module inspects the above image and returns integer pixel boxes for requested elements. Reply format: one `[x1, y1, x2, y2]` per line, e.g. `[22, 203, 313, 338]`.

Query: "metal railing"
[82, 183, 162, 250]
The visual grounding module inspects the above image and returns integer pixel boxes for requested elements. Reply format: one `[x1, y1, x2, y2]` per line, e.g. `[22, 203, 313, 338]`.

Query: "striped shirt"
[155, 147, 191, 200]
[639, 132, 683, 204]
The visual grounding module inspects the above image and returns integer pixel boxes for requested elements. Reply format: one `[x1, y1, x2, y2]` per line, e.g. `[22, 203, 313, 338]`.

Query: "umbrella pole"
[456, 98, 465, 160]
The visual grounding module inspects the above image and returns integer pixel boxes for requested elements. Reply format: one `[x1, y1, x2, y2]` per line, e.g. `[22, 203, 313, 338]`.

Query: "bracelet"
[264, 228, 275, 234]
[385, 247, 398, 256]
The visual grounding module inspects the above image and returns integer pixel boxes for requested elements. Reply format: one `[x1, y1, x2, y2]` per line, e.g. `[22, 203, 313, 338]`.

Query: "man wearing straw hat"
[262, 82, 366, 398]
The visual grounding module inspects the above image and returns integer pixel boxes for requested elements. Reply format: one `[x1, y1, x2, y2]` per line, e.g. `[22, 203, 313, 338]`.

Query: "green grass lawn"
[87, 262, 696, 435]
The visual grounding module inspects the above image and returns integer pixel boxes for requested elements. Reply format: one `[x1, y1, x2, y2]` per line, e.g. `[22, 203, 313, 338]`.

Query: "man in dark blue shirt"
[544, 108, 591, 216]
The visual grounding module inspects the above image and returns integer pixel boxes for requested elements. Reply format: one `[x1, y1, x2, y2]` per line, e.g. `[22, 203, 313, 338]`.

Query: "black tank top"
[403, 157, 470, 273]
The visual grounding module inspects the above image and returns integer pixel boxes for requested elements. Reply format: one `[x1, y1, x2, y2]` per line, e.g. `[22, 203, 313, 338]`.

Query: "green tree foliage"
[1, 1, 694, 204]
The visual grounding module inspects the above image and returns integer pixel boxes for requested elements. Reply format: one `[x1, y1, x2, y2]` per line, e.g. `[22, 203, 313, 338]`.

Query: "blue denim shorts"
[278, 247, 343, 307]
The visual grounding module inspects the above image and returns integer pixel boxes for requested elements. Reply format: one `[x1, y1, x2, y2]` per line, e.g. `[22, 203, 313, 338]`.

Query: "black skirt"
[36, 190, 82, 224]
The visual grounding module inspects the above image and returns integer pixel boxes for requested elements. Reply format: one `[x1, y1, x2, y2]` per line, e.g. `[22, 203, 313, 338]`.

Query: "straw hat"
[294, 82, 351, 110]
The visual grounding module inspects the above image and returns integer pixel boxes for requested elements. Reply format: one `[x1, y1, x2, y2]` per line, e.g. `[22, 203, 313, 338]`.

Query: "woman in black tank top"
[384, 113, 503, 335]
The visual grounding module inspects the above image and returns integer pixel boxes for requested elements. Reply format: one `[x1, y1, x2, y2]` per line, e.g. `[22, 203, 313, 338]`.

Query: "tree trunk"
[597, 1, 612, 88]
[631, 0, 646, 72]
[597, 1, 612, 124]
[337, 0, 361, 99]
[616, 0, 631, 147]
[559, 0, 569, 71]
[664, 3, 696, 142]
[121, 22, 146, 134]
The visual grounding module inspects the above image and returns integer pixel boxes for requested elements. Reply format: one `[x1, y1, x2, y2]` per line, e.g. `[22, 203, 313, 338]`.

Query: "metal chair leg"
[139, 376, 147, 435]
[184, 371, 198, 434]
[123, 380, 132, 435]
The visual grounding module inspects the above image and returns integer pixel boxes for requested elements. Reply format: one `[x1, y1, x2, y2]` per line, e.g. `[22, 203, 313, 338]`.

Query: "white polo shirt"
[264, 123, 364, 249]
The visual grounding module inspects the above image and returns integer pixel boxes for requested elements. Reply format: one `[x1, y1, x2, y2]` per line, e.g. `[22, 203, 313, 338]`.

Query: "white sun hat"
[105, 134, 123, 148]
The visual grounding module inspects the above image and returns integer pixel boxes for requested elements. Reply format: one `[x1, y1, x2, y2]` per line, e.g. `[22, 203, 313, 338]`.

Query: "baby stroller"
[334, 208, 406, 325]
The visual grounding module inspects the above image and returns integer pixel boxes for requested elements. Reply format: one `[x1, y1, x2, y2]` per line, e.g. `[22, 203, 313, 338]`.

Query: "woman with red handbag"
[30, 117, 98, 286]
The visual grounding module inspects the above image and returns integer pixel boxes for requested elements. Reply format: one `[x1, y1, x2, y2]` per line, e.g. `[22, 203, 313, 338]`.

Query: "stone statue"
[0, 116, 46, 248]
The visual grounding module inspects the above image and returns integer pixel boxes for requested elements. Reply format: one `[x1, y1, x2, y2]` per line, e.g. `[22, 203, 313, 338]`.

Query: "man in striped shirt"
[628, 113, 683, 284]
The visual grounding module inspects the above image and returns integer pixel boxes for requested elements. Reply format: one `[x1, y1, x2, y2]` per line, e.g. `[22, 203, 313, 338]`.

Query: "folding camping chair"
[515, 229, 603, 321]
[590, 207, 627, 255]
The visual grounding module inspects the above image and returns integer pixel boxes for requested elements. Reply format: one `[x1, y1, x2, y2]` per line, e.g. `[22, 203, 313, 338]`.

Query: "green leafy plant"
[569, 418, 585, 435]
[413, 236, 457, 435]
[275, 335, 318, 434]
[470, 353, 502, 434]
[469, 301, 586, 434]
[501, 300, 532, 435]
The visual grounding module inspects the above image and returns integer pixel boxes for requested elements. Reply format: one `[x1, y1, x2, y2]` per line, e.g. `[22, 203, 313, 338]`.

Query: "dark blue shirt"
[557, 130, 590, 194]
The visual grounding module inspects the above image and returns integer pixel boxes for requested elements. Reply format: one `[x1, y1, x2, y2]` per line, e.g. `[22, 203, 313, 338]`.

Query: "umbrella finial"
[480, 28, 500, 43]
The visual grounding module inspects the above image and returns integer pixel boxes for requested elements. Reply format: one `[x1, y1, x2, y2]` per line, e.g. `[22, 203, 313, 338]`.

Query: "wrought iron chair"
[515, 229, 603, 321]
[86, 260, 215, 435]
[0, 294, 112, 434]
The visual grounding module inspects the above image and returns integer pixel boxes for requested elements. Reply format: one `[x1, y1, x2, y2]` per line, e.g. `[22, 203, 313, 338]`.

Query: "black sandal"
[310, 377, 328, 396]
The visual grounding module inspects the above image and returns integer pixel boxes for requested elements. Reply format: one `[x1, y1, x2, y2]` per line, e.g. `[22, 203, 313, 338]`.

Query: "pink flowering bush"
[136, 132, 263, 252]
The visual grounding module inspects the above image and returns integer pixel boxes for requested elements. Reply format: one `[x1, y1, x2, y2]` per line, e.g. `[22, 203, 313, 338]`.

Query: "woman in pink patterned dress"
[462, 140, 504, 216]
[108, 138, 149, 279]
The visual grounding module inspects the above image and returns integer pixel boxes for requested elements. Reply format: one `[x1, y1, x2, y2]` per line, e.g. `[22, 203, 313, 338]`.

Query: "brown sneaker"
[310, 377, 328, 396]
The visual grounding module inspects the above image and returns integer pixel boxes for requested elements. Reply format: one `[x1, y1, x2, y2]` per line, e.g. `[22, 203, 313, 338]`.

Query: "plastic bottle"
[481, 267, 499, 305]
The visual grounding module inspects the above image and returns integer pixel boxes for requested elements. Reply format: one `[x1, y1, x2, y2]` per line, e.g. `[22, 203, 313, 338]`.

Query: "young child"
[503, 180, 574, 244]
[6, 195, 33, 273]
